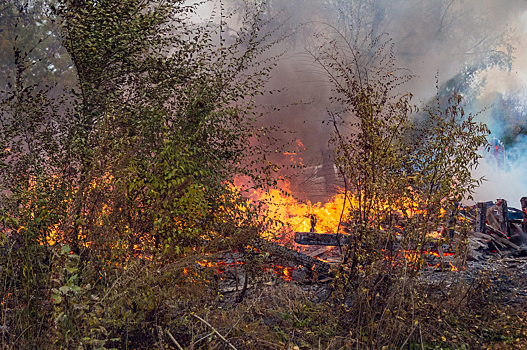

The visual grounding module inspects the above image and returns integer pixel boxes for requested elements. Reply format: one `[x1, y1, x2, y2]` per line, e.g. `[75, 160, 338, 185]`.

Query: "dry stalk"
[419, 323, 424, 350]
[224, 289, 264, 338]
[399, 323, 417, 350]
[195, 332, 213, 344]
[167, 329, 184, 350]
[191, 313, 237, 350]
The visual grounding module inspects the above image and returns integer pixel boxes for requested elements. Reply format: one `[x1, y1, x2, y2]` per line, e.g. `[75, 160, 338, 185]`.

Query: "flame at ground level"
[236, 180, 459, 271]
[236, 180, 436, 238]
[249, 187, 348, 235]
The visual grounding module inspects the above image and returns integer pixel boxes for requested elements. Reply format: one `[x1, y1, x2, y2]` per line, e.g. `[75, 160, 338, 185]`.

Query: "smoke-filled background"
[213, 0, 527, 208]
[4, 0, 527, 207]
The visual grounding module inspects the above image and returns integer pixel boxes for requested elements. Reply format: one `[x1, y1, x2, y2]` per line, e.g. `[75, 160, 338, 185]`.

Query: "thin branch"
[166, 329, 184, 350]
[399, 319, 417, 349]
[419, 323, 424, 350]
[191, 313, 237, 350]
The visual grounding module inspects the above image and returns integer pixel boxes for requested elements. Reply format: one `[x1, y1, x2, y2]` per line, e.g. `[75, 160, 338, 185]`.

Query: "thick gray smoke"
[211, 1, 527, 205]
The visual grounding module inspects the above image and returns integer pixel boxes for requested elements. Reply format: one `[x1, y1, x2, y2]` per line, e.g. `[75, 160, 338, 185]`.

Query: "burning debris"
[289, 197, 527, 267]
[463, 198, 527, 260]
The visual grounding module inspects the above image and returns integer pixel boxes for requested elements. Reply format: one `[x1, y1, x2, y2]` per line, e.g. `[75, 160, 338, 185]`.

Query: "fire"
[16, 157, 459, 278]
[239, 180, 437, 241]
[270, 265, 295, 281]
[283, 139, 305, 166]
[234, 179, 465, 273]
[250, 185, 348, 236]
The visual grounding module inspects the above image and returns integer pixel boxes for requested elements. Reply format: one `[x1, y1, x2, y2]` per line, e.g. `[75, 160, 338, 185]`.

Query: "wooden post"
[475, 202, 487, 234]
[496, 199, 510, 237]
[521, 197, 527, 233]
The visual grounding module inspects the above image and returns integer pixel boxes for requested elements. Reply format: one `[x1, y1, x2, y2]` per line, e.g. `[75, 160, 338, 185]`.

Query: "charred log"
[254, 238, 333, 276]
[475, 202, 487, 234]
[294, 232, 351, 246]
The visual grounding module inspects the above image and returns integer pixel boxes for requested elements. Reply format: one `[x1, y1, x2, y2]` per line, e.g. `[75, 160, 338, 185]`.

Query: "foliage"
[0, 0, 287, 347]
[307, 22, 490, 348]
[48, 0, 287, 259]
[0, 0, 75, 89]
[0, 1, 518, 349]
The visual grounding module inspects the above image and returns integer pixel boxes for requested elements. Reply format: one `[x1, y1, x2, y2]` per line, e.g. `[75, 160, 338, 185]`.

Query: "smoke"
[471, 151, 527, 209]
[205, 1, 527, 203]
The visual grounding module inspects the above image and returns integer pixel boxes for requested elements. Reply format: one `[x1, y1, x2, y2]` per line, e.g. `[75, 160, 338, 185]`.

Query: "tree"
[308, 23, 489, 348]
[0, 0, 286, 347]
[0, 0, 75, 90]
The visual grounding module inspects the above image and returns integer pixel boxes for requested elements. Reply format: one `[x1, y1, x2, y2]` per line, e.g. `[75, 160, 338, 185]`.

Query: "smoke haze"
[6, 0, 527, 205]
[212, 0, 527, 206]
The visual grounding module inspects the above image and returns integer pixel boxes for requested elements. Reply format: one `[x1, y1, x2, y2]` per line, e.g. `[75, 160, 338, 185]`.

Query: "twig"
[419, 323, 424, 350]
[225, 289, 264, 337]
[167, 329, 184, 350]
[191, 314, 237, 350]
[195, 331, 214, 344]
[399, 324, 417, 350]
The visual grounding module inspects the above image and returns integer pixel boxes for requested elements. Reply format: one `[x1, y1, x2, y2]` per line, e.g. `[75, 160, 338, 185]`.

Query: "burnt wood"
[521, 197, 527, 233]
[294, 232, 351, 246]
[475, 202, 487, 234]
[497, 199, 510, 237]
[254, 238, 332, 274]
[490, 233, 519, 250]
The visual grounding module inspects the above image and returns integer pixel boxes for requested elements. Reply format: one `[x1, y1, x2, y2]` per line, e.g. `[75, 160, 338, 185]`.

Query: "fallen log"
[254, 238, 333, 275]
[490, 233, 519, 250]
[294, 232, 351, 246]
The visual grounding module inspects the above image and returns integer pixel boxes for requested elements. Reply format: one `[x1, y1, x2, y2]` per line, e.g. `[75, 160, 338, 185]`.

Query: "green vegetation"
[304, 23, 498, 349]
[0, 0, 286, 347]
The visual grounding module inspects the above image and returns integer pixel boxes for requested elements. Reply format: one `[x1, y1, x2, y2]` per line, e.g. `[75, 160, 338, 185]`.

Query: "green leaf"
[51, 294, 62, 303]
[61, 245, 71, 255]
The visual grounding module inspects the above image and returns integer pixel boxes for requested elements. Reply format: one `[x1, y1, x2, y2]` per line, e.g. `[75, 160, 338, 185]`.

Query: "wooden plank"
[294, 232, 351, 246]
[493, 242, 502, 256]
[305, 247, 327, 258]
[511, 222, 523, 233]
[486, 205, 500, 232]
[485, 223, 508, 237]
[469, 238, 488, 249]
[470, 231, 493, 241]
[492, 238, 506, 248]
[490, 233, 519, 250]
